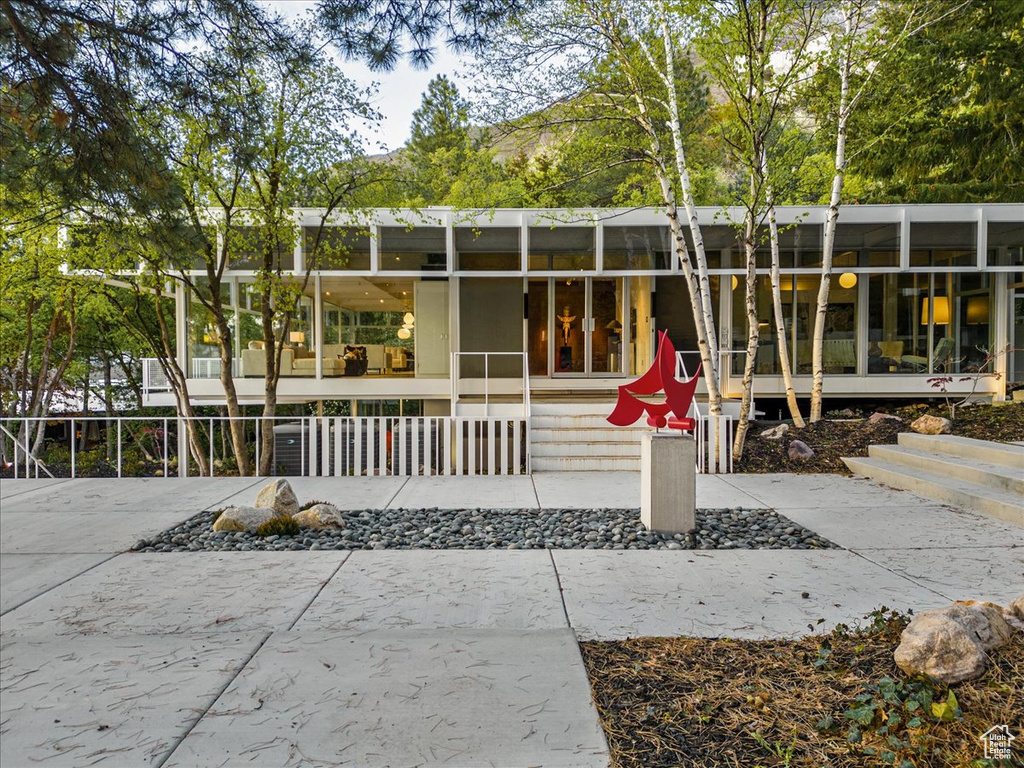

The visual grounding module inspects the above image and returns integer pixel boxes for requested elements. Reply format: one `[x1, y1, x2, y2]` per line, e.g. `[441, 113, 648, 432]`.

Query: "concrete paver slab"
[163, 628, 608, 768]
[295, 551, 566, 631]
[533, 471, 639, 509]
[0, 477, 72, 501]
[553, 550, 948, 640]
[1, 552, 346, 637]
[696, 475, 767, 509]
[858, 547, 1024, 605]
[778, 504, 1024, 551]
[217, 475, 408, 511]
[0, 509, 211, 554]
[0, 477, 264, 515]
[0, 631, 266, 768]
[0, 553, 112, 614]
[388, 475, 540, 510]
[721, 473, 932, 509]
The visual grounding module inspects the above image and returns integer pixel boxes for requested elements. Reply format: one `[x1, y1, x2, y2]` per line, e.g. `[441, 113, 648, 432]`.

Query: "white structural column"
[640, 433, 696, 534]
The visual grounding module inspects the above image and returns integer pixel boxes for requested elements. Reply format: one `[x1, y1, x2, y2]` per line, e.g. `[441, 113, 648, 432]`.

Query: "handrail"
[450, 351, 529, 418]
[0, 423, 56, 478]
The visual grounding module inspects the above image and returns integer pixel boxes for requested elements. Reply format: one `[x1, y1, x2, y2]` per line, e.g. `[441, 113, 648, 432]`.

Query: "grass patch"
[581, 610, 1022, 767]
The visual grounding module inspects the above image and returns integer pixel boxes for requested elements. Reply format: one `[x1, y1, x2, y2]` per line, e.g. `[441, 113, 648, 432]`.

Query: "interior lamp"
[921, 297, 950, 325]
[731, 275, 738, 290]
[403, 312, 415, 326]
[838, 272, 857, 289]
[289, 331, 306, 345]
[397, 327, 412, 340]
[966, 296, 989, 324]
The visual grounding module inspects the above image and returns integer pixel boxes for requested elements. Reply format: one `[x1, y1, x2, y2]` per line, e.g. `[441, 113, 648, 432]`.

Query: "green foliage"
[255, 515, 300, 537]
[299, 500, 332, 511]
[835, 0, 1024, 202]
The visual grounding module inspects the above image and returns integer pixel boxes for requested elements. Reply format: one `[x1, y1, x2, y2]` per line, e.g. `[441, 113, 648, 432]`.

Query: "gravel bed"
[132, 507, 839, 552]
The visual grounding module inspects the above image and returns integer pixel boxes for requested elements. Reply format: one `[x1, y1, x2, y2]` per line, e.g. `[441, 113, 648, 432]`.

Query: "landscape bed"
[132, 506, 839, 552]
[581, 611, 1023, 767]
[735, 401, 1024, 474]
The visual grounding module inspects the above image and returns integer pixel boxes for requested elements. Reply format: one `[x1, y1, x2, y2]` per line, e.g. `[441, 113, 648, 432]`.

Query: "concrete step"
[531, 427, 649, 444]
[530, 402, 616, 416]
[843, 456, 1024, 527]
[531, 414, 624, 429]
[531, 440, 642, 458]
[531, 455, 641, 472]
[868, 444, 1024, 496]
[897, 433, 1024, 470]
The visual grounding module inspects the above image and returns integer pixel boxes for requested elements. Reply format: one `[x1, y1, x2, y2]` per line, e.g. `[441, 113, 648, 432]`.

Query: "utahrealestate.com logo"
[980, 725, 1015, 760]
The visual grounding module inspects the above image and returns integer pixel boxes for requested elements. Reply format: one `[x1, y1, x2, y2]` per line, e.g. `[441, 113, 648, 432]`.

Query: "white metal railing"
[190, 357, 238, 379]
[450, 352, 530, 416]
[142, 358, 172, 393]
[0, 415, 528, 479]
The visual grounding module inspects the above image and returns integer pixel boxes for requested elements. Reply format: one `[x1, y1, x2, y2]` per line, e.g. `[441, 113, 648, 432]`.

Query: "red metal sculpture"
[606, 331, 701, 431]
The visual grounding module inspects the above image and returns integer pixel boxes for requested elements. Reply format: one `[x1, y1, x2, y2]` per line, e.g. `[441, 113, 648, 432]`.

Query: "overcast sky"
[262, 0, 472, 153]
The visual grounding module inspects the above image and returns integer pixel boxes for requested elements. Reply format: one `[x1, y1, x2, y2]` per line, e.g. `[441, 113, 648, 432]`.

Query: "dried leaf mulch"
[735, 402, 1024, 474]
[581, 611, 1023, 767]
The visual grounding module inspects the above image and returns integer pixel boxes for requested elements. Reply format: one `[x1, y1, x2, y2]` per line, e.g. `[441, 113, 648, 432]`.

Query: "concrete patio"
[1, 473, 1021, 767]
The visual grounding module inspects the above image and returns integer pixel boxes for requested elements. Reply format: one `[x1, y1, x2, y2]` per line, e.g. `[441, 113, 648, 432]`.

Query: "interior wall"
[459, 278, 524, 377]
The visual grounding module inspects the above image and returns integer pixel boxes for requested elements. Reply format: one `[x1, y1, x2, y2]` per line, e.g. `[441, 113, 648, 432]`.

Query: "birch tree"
[808, 0, 965, 421]
[696, 0, 817, 454]
[481, 0, 726, 426]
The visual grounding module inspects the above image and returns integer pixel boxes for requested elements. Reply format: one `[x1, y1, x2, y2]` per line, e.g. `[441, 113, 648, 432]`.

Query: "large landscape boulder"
[759, 424, 789, 440]
[212, 506, 278, 533]
[787, 439, 814, 460]
[910, 414, 951, 435]
[894, 602, 1013, 684]
[254, 479, 300, 516]
[293, 503, 345, 530]
[868, 412, 903, 425]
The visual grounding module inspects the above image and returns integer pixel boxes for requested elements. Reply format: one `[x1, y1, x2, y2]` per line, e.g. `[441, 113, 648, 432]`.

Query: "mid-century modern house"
[137, 203, 1022, 471]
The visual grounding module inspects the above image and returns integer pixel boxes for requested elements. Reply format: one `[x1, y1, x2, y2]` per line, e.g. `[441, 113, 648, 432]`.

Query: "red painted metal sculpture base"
[606, 331, 701, 431]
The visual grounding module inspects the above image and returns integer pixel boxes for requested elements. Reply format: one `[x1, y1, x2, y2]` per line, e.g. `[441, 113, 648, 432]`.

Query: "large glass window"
[529, 227, 595, 271]
[988, 221, 1024, 267]
[603, 226, 672, 270]
[226, 226, 295, 270]
[730, 274, 856, 375]
[910, 222, 976, 267]
[527, 279, 549, 376]
[866, 273, 990, 374]
[305, 226, 371, 270]
[379, 226, 446, 271]
[833, 222, 899, 268]
[455, 227, 520, 271]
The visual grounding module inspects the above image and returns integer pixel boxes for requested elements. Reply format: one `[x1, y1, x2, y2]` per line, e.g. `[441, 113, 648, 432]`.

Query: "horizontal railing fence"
[0, 415, 528, 479]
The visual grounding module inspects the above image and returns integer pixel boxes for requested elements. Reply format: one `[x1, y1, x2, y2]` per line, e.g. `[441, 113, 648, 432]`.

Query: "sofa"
[241, 341, 346, 377]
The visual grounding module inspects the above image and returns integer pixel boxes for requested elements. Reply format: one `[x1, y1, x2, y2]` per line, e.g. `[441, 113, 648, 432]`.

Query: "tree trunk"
[732, 209, 761, 460]
[810, 7, 853, 422]
[765, 167, 804, 426]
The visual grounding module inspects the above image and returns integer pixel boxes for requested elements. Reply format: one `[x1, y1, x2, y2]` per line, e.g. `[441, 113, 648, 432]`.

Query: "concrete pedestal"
[640, 433, 696, 534]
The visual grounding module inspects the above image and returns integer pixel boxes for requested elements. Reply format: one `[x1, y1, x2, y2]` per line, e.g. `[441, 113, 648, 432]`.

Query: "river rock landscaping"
[131, 505, 837, 552]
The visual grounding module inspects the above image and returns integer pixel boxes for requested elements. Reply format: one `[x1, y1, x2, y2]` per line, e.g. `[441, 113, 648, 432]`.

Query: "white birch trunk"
[732, 201, 761, 460]
[810, 7, 853, 422]
[764, 156, 804, 426]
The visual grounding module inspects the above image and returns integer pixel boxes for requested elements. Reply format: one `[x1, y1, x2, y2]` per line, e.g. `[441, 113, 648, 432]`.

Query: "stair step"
[531, 441, 641, 458]
[531, 415, 628, 429]
[897, 433, 1024, 470]
[531, 456, 641, 472]
[868, 445, 1024, 496]
[842, 456, 1024, 527]
[531, 427, 649, 444]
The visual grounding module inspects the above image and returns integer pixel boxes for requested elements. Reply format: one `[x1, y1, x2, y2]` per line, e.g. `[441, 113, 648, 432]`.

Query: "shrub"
[299, 499, 332, 511]
[255, 516, 300, 537]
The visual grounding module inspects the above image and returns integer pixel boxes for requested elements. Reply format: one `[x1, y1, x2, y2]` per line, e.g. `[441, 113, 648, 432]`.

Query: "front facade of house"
[146, 204, 1024, 417]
